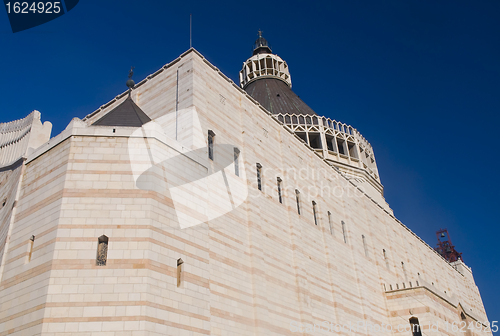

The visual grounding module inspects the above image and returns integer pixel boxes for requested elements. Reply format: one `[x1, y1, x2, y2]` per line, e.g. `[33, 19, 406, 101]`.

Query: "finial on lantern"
[126, 66, 135, 92]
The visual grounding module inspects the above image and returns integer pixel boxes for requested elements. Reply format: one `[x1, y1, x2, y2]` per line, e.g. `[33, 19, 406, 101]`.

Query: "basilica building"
[0, 34, 491, 335]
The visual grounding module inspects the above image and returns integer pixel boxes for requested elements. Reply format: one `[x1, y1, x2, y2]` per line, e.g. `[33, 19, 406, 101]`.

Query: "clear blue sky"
[1, 0, 498, 324]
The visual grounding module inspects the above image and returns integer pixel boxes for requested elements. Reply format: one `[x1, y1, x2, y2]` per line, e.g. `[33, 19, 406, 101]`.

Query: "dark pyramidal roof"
[92, 96, 151, 127]
[245, 78, 317, 116]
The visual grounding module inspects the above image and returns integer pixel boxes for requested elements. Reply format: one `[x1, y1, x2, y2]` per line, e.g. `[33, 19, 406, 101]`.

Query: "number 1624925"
[5, 2, 62, 14]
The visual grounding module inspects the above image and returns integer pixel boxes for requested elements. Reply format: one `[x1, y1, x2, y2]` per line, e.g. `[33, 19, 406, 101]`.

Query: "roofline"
[82, 48, 203, 123]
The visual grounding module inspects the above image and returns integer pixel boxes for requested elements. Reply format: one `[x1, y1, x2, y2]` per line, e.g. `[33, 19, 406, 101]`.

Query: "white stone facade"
[0, 49, 492, 335]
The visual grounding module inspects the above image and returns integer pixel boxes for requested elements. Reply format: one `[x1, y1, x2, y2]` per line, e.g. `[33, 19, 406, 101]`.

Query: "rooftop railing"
[276, 113, 372, 150]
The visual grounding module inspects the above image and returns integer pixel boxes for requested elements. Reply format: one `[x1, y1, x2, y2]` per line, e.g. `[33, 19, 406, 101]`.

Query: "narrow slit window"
[28, 235, 35, 262]
[409, 317, 422, 336]
[208, 130, 215, 160]
[295, 189, 301, 215]
[362, 235, 369, 257]
[341, 221, 347, 243]
[328, 211, 333, 235]
[234, 148, 240, 176]
[256, 163, 262, 191]
[312, 201, 318, 225]
[177, 258, 184, 287]
[96, 235, 108, 266]
[402, 261, 408, 280]
[383, 249, 390, 271]
[277, 177, 282, 204]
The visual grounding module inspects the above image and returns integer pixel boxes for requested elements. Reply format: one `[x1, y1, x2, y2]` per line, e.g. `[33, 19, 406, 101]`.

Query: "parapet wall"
[0, 111, 52, 167]
[0, 110, 52, 290]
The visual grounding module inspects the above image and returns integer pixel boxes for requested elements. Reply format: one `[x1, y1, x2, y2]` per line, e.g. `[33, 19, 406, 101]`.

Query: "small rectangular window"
[27, 235, 35, 262]
[410, 317, 423, 336]
[295, 189, 301, 215]
[325, 135, 335, 152]
[234, 148, 240, 176]
[96, 235, 109, 266]
[208, 130, 215, 160]
[177, 258, 184, 287]
[336, 138, 347, 155]
[277, 177, 282, 204]
[328, 211, 333, 235]
[312, 201, 318, 225]
[348, 142, 358, 158]
[309, 133, 322, 149]
[256, 163, 262, 191]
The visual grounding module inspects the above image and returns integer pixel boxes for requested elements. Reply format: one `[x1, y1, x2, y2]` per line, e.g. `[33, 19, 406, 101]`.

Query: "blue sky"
[1, 0, 499, 324]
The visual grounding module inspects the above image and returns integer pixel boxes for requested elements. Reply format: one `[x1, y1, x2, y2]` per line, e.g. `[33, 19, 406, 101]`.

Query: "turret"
[240, 31, 292, 89]
[239, 32, 386, 205]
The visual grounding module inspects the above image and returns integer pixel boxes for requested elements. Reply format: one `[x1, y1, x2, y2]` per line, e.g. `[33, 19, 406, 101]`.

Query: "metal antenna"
[190, 14, 192, 48]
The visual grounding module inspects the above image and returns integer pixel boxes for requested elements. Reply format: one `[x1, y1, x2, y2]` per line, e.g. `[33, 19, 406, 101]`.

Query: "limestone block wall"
[40, 134, 212, 335]
[0, 137, 70, 335]
[190, 50, 490, 333]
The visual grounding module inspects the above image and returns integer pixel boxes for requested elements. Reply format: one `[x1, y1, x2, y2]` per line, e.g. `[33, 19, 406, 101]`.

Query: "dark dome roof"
[245, 78, 317, 116]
